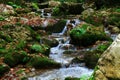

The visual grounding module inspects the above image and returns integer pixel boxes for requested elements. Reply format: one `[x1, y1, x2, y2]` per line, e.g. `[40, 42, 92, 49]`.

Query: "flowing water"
[28, 9, 118, 80]
[28, 18, 93, 80]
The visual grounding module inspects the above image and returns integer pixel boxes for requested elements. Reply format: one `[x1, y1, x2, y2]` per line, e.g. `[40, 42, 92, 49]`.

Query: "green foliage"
[16, 40, 26, 50]
[80, 74, 90, 80]
[89, 66, 99, 80]
[31, 44, 50, 56]
[0, 64, 10, 77]
[31, 44, 43, 52]
[115, 8, 120, 12]
[97, 42, 111, 52]
[8, 2, 21, 8]
[65, 77, 80, 80]
[108, 14, 120, 27]
[4, 51, 30, 67]
[31, 3, 39, 10]
[16, 69, 24, 74]
[84, 15, 102, 26]
[28, 56, 60, 69]
[0, 32, 13, 42]
[0, 16, 5, 21]
[52, 7, 62, 16]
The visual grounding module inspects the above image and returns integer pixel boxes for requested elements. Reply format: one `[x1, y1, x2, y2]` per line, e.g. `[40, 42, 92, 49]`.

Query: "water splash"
[28, 67, 93, 80]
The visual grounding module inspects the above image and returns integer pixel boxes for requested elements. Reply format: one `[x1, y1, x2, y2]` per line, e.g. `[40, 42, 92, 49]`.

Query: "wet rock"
[71, 57, 85, 64]
[63, 50, 75, 54]
[28, 56, 61, 69]
[70, 24, 112, 47]
[0, 63, 10, 77]
[94, 34, 120, 80]
[45, 19, 66, 33]
[60, 44, 75, 50]
[40, 37, 59, 47]
[44, 8, 52, 13]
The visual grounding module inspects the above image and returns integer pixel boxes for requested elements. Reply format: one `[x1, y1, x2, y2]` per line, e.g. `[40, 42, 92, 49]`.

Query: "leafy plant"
[31, 44, 50, 56]
[52, 7, 61, 16]
[115, 8, 120, 12]
[31, 3, 39, 10]
[0, 16, 5, 21]
[8, 2, 21, 8]
[80, 74, 89, 80]
[16, 40, 26, 50]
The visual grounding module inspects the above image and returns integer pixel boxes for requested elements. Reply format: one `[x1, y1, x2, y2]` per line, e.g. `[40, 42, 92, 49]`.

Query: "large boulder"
[94, 34, 120, 80]
[70, 24, 112, 46]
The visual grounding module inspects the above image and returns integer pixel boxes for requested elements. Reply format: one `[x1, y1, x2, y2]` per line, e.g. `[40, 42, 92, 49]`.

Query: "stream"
[28, 9, 117, 80]
[28, 14, 93, 80]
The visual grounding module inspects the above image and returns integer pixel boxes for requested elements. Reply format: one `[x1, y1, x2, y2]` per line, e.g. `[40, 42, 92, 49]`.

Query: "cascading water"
[41, 9, 51, 18]
[28, 18, 93, 80]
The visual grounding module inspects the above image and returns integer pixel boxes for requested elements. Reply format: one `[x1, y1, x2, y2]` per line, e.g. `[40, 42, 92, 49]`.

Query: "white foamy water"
[28, 67, 93, 80]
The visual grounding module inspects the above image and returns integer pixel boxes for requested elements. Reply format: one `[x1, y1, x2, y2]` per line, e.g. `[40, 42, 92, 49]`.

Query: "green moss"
[84, 51, 100, 69]
[4, 51, 30, 67]
[65, 77, 80, 80]
[28, 56, 60, 69]
[0, 64, 10, 77]
[31, 44, 50, 56]
[70, 24, 112, 46]
[89, 66, 99, 80]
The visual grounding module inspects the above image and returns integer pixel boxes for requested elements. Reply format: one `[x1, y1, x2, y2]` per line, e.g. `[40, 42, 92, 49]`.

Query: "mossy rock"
[4, 51, 30, 67]
[70, 24, 112, 47]
[28, 56, 61, 69]
[71, 57, 85, 64]
[45, 20, 66, 33]
[40, 37, 59, 47]
[57, 2, 84, 15]
[63, 50, 75, 54]
[84, 51, 100, 69]
[30, 44, 50, 56]
[0, 63, 10, 77]
[65, 77, 80, 80]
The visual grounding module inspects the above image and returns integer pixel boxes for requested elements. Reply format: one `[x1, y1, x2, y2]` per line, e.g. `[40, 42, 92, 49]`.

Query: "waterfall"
[28, 18, 93, 80]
